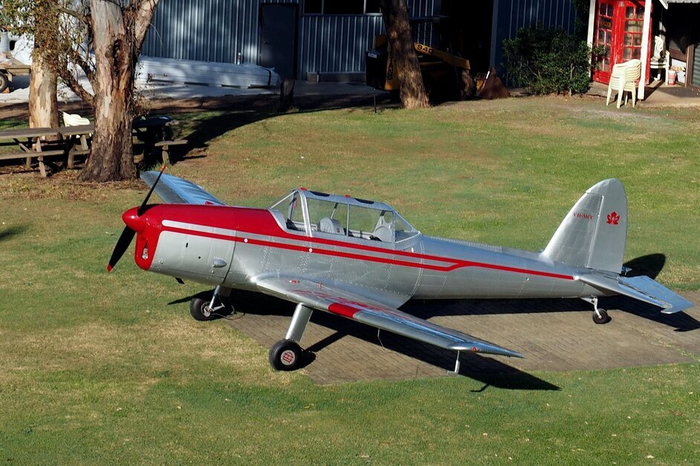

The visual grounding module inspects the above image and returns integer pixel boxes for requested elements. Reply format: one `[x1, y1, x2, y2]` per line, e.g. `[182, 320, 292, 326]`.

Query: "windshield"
[270, 190, 419, 242]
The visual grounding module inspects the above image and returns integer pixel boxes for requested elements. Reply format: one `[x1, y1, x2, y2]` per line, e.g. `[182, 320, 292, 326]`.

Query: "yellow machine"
[366, 35, 472, 100]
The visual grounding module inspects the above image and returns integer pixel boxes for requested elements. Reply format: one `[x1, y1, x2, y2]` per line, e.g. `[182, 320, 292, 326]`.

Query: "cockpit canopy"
[269, 188, 419, 243]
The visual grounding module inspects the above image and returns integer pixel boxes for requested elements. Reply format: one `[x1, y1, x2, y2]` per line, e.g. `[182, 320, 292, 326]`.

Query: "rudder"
[542, 179, 627, 274]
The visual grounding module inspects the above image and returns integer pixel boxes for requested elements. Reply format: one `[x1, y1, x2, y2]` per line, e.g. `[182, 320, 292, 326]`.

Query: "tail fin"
[542, 179, 627, 274]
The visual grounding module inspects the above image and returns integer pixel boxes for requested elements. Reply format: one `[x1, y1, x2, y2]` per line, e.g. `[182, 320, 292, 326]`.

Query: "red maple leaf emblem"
[607, 211, 620, 225]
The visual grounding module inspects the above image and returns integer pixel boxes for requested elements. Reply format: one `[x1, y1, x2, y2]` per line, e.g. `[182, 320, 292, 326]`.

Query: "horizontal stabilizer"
[141, 171, 226, 206]
[620, 276, 694, 314]
[578, 274, 693, 314]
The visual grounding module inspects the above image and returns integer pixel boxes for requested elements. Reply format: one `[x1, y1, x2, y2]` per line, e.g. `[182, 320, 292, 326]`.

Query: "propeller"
[107, 165, 167, 272]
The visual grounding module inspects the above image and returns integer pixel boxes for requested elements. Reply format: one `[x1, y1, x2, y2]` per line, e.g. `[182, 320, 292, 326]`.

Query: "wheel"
[592, 309, 611, 325]
[190, 296, 217, 321]
[269, 339, 303, 371]
[0, 73, 9, 93]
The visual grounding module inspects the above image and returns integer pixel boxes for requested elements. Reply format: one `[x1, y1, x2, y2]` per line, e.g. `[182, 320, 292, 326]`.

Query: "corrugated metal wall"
[143, 0, 296, 65]
[491, 0, 578, 74]
[297, 15, 385, 75]
[142, 0, 438, 79]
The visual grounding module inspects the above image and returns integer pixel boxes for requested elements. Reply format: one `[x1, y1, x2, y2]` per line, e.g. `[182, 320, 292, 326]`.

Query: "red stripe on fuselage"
[142, 204, 573, 281]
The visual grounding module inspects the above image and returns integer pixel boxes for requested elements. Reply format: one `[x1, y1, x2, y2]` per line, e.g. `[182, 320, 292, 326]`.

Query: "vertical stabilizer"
[542, 179, 627, 274]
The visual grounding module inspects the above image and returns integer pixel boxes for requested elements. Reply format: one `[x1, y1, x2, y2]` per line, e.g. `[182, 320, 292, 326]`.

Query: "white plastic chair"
[649, 36, 670, 82]
[606, 59, 642, 108]
[62, 112, 90, 126]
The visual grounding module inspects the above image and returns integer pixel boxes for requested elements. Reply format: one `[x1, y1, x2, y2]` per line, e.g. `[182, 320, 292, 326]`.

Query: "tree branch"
[58, 7, 89, 27]
[132, 0, 161, 53]
[57, 68, 95, 108]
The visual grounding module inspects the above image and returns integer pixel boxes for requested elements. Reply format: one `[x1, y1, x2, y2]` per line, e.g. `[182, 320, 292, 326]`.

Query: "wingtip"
[451, 343, 525, 358]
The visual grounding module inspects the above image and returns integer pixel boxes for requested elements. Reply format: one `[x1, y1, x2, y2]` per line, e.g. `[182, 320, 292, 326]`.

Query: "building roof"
[660, 0, 700, 8]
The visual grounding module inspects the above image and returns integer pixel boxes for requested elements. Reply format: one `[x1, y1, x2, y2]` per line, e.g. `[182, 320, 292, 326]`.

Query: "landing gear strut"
[269, 303, 313, 371]
[582, 296, 611, 325]
[190, 285, 233, 321]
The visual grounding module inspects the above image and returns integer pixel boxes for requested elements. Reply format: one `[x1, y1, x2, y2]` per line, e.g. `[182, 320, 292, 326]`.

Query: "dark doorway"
[440, 0, 494, 73]
[259, 3, 298, 79]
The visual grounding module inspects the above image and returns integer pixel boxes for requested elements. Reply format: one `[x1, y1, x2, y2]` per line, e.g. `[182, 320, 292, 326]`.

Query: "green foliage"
[503, 24, 593, 95]
[0, 0, 35, 34]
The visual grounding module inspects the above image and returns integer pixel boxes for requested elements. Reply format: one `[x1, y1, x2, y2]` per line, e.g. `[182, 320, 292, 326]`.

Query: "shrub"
[503, 24, 593, 95]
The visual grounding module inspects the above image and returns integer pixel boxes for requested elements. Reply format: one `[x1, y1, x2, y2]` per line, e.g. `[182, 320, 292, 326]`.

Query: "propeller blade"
[138, 164, 167, 216]
[107, 226, 136, 272]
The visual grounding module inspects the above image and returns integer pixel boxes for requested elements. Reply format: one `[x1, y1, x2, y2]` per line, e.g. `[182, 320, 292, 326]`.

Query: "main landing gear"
[582, 296, 611, 325]
[268, 303, 313, 371]
[190, 285, 234, 321]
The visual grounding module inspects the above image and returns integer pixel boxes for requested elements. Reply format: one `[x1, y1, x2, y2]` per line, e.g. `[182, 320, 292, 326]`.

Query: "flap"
[254, 275, 523, 358]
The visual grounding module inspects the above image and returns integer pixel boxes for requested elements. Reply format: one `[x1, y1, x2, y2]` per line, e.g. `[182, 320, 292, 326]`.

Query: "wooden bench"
[154, 139, 188, 164]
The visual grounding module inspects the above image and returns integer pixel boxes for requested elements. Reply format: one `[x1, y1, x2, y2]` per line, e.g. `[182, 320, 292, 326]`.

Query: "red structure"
[592, 0, 652, 84]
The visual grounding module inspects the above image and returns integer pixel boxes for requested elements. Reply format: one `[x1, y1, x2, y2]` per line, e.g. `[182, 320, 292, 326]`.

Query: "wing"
[579, 273, 693, 314]
[140, 171, 226, 206]
[254, 275, 523, 358]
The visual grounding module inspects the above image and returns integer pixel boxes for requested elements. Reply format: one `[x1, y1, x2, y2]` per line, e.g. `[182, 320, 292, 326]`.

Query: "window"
[269, 191, 307, 233]
[348, 205, 381, 237]
[307, 198, 349, 235]
[304, 0, 380, 15]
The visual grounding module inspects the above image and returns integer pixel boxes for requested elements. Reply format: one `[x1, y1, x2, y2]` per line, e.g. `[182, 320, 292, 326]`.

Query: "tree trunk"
[28, 48, 58, 130]
[79, 0, 135, 182]
[380, 0, 429, 109]
[28, 8, 58, 130]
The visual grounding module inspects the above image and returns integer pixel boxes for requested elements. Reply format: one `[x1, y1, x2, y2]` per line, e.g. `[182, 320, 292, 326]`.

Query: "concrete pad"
[223, 290, 700, 385]
[588, 81, 700, 108]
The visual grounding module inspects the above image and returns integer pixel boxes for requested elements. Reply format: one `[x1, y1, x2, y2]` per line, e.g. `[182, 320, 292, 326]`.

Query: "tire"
[190, 297, 217, 321]
[0, 73, 9, 93]
[269, 339, 303, 371]
[592, 309, 611, 325]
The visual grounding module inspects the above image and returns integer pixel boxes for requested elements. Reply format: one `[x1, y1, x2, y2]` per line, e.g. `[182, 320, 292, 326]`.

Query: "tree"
[77, 0, 161, 181]
[380, 0, 429, 109]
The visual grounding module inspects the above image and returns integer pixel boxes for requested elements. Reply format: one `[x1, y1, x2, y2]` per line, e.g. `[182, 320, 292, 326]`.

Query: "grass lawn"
[0, 95, 698, 464]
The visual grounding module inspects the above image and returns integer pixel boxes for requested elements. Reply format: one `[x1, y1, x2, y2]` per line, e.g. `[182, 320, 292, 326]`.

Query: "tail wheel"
[269, 339, 303, 371]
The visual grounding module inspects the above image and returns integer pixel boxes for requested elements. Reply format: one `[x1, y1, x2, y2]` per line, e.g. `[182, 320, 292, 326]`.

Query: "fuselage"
[125, 203, 603, 307]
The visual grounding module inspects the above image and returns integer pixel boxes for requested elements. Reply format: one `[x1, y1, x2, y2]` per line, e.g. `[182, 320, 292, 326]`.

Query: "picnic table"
[0, 115, 187, 175]
[132, 116, 188, 164]
[0, 127, 64, 177]
[60, 116, 186, 165]
[58, 125, 93, 169]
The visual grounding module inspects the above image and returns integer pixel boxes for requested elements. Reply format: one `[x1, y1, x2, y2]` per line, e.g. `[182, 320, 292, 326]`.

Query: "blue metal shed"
[142, 0, 578, 81]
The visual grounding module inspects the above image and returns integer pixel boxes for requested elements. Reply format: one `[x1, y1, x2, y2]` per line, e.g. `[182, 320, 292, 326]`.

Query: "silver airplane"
[108, 168, 693, 372]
